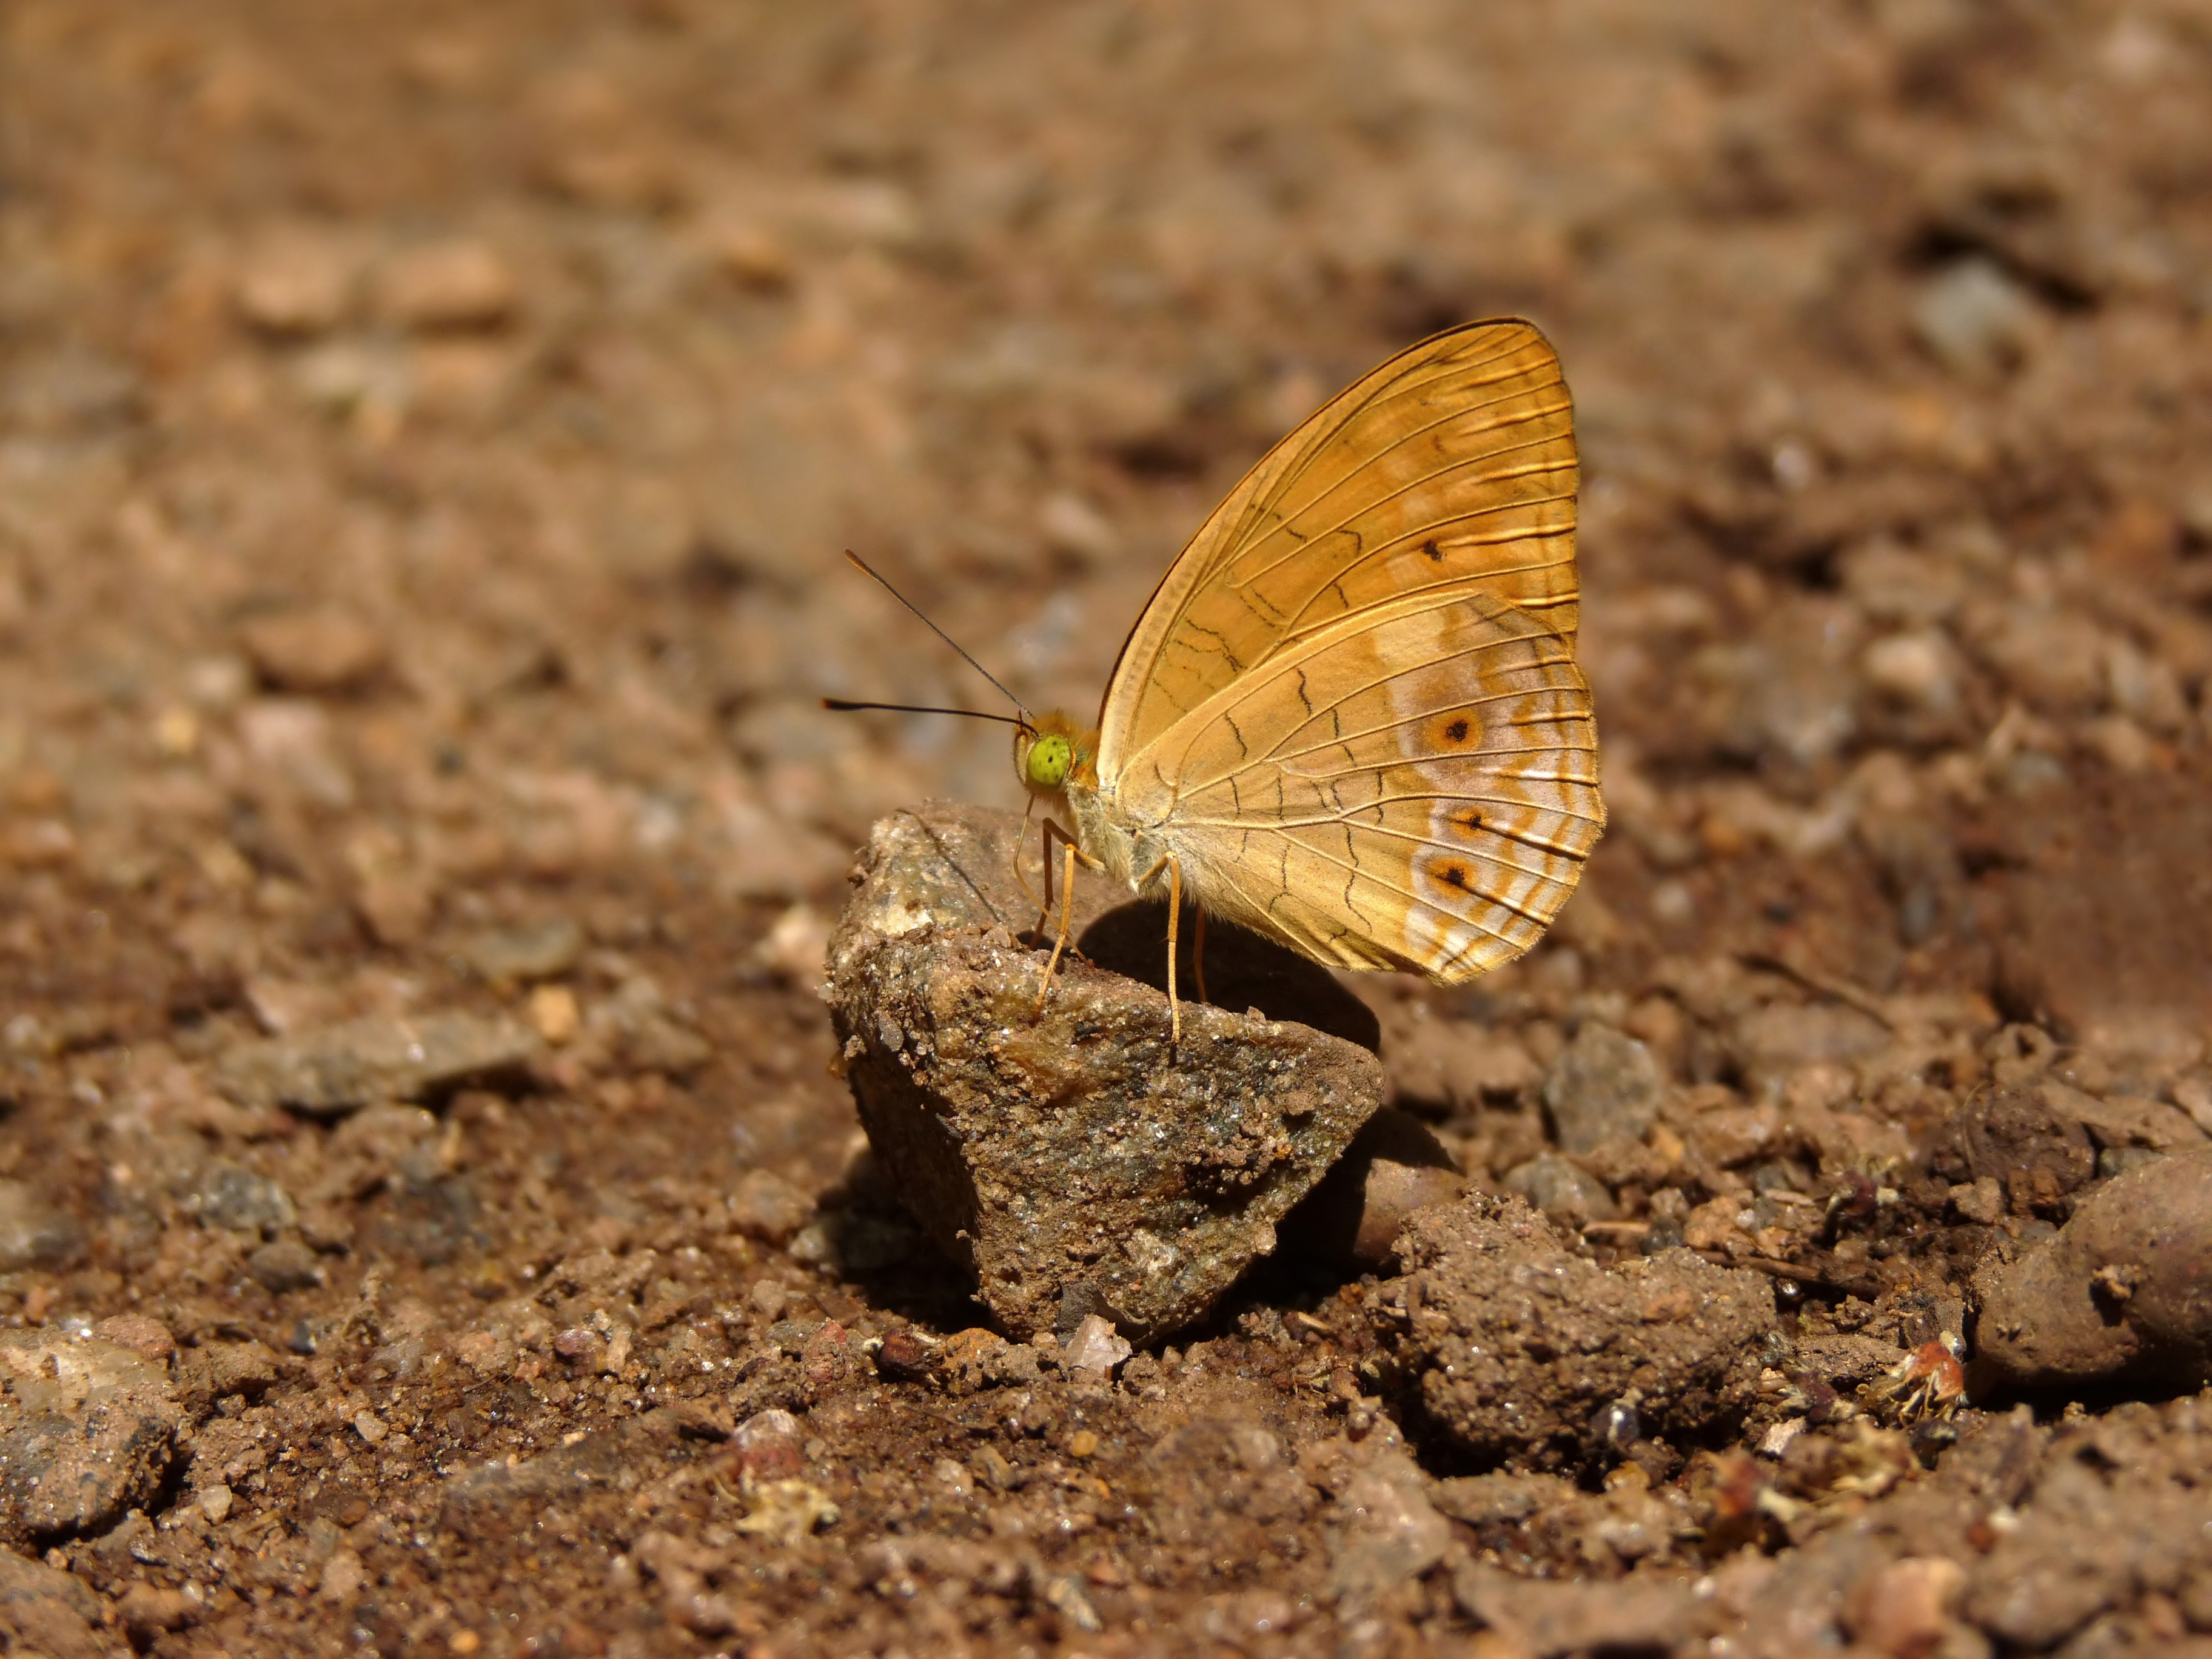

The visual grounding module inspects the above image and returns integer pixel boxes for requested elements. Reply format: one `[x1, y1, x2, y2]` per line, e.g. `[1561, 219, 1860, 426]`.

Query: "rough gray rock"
[1971, 1145, 2212, 1391]
[1540, 1023, 1663, 1153]
[1376, 1193, 1777, 1469]
[0, 1331, 180, 1547]
[459, 917, 584, 984]
[828, 802, 1386, 1342]
[0, 1178, 87, 1272]
[215, 1011, 543, 1114]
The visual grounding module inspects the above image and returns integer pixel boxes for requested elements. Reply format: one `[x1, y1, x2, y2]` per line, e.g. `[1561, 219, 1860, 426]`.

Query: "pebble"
[238, 605, 389, 694]
[828, 803, 1384, 1341]
[183, 1161, 298, 1236]
[727, 1169, 813, 1245]
[1326, 1450, 1450, 1599]
[374, 238, 518, 330]
[233, 227, 357, 334]
[1972, 1145, 2212, 1390]
[1845, 1556, 1964, 1658]
[246, 1238, 325, 1293]
[1862, 629, 1962, 713]
[1061, 1314, 1131, 1378]
[1542, 1023, 1664, 1153]
[215, 1012, 543, 1115]
[1452, 1560, 1698, 1656]
[732, 1407, 805, 1482]
[0, 1178, 87, 1272]
[1502, 1153, 1620, 1228]
[0, 1330, 180, 1546]
[1912, 256, 2042, 378]
[1281, 1107, 1464, 1269]
[90, 1315, 175, 1364]
[461, 917, 584, 985]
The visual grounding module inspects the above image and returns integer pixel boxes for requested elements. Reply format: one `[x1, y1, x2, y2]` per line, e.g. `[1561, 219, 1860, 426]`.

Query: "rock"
[0, 1178, 87, 1272]
[232, 227, 357, 335]
[374, 238, 518, 330]
[1280, 1107, 1464, 1269]
[0, 1332, 180, 1547]
[1922, 1086, 2095, 1219]
[215, 1012, 543, 1114]
[1326, 1450, 1450, 1600]
[238, 606, 388, 693]
[727, 1169, 813, 1245]
[1501, 1153, 1619, 1228]
[1061, 1315, 1130, 1378]
[1911, 256, 2042, 378]
[183, 1161, 297, 1235]
[1430, 1471, 1575, 1527]
[827, 803, 1386, 1341]
[246, 1238, 325, 1292]
[1542, 1024, 1663, 1153]
[1452, 1560, 1701, 1658]
[732, 1408, 804, 1483]
[0, 1547, 125, 1659]
[1842, 1556, 1963, 1658]
[460, 917, 583, 985]
[1378, 1193, 1777, 1469]
[1971, 1145, 2212, 1392]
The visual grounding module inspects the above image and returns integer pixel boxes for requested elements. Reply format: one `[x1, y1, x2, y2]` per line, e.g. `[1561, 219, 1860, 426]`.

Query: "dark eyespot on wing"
[1444, 717, 1470, 743]
[1436, 863, 1471, 891]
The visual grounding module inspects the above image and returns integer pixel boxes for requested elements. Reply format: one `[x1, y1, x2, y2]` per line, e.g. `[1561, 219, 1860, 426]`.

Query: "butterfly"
[843, 318, 1603, 1042]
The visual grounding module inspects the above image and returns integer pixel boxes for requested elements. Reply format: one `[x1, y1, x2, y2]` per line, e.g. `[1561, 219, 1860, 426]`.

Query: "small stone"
[728, 1169, 813, 1245]
[1281, 1107, 1464, 1269]
[215, 1013, 543, 1114]
[1062, 1315, 1131, 1378]
[872, 1329, 935, 1382]
[1912, 256, 2042, 378]
[246, 1239, 324, 1293]
[1543, 1024, 1664, 1153]
[1378, 1193, 1776, 1469]
[1453, 1561, 1700, 1657]
[1972, 1144, 2212, 1390]
[375, 238, 518, 330]
[0, 1179, 87, 1272]
[184, 1162, 297, 1235]
[1948, 1175, 2006, 1225]
[1502, 1153, 1618, 1228]
[0, 1332, 179, 1546]
[352, 1410, 387, 1444]
[1844, 1556, 1963, 1658]
[116, 1581, 201, 1640]
[1327, 1450, 1450, 1599]
[233, 228, 357, 334]
[1862, 629, 1962, 712]
[197, 1482, 235, 1523]
[732, 1408, 805, 1482]
[238, 606, 389, 694]
[529, 984, 580, 1045]
[461, 917, 584, 985]
[319, 1547, 367, 1602]
[829, 803, 1385, 1340]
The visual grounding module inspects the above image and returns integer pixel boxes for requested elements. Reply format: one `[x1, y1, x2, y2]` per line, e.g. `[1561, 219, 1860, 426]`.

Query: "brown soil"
[3, 2, 2211, 1655]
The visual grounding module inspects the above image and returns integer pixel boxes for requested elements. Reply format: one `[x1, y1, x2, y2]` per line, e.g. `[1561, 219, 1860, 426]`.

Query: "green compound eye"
[1025, 734, 1073, 789]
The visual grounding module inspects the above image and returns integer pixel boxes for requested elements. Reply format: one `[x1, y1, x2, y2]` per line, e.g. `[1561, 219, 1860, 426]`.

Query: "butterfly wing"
[1094, 318, 1598, 981]
[1114, 586, 1601, 980]
[1094, 319, 1579, 779]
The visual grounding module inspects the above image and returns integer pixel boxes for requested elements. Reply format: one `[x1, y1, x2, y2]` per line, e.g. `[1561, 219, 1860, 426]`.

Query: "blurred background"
[2, 3, 2211, 1652]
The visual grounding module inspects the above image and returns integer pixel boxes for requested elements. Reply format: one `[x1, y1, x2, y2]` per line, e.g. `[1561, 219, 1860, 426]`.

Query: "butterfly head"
[1014, 710, 1097, 800]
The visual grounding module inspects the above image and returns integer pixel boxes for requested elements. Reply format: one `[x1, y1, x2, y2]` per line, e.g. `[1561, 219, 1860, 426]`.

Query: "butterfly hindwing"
[1115, 589, 1601, 981]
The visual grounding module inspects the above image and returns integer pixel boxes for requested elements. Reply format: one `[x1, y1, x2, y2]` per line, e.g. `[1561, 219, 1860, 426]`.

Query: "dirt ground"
[3, 2, 2212, 1655]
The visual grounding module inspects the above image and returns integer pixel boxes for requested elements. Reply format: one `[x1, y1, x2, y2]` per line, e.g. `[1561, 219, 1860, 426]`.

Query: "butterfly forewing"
[1096, 321, 1578, 776]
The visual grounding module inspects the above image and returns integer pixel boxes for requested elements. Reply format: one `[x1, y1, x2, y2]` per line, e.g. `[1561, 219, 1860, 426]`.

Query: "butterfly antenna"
[840, 549, 1034, 726]
[821, 699, 1029, 726]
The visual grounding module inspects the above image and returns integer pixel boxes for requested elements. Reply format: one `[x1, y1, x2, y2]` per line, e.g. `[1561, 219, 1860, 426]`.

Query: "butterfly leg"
[1033, 825, 1103, 1019]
